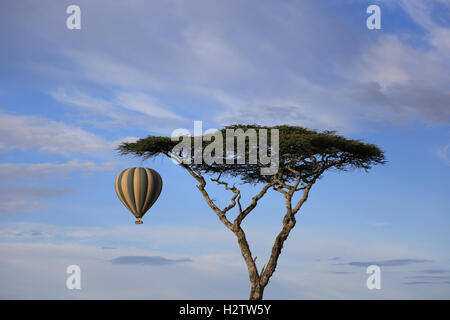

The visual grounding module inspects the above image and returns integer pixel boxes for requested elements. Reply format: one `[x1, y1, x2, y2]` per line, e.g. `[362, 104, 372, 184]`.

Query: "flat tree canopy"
[118, 124, 385, 184]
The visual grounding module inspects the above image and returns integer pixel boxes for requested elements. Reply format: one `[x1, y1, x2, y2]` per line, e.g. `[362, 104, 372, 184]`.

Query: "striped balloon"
[115, 167, 162, 224]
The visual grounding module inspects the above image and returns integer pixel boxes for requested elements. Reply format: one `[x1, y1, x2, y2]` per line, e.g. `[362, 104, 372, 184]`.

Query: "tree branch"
[211, 173, 241, 215]
[259, 165, 324, 287]
[175, 161, 234, 230]
[233, 226, 261, 297]
[233, 180, 276, 228]
[259, 184, 314, 288]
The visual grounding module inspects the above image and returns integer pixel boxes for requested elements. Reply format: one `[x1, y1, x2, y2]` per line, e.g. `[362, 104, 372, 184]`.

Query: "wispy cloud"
[51, 88, 183, 123]
[5, 0, 450, 132]
[0, 110, 141, 157]
[329, 271, 355, 275]
[116, 92, 182, 120]
[50, 88, 118, 118]
[337, 259, 432, 267]
[329, 257, 342, 261]
[404, 272, 450, 286]
[65, 50, 167, 91]
[0, 222, 449, 299]
[417, 269, 449, 274]
[0, 186, 70, 217]
[0, 111, 111, 154]
[0, 160, 114, 180]
[406, 275, 450, 280]
[404, 281, 433, 285]
[0, 241, 245, 299]
[436, 142, 450, 165]
[110, 255, 191, 266]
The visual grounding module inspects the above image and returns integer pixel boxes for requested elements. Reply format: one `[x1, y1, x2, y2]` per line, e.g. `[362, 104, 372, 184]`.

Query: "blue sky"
[0, 0, 449, 299]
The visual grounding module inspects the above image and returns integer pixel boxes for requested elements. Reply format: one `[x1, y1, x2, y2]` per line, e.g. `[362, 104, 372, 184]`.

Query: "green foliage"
[118, 125, 385, 184]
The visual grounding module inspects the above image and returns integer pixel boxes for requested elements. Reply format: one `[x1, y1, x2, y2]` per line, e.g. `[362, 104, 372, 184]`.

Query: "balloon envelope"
[115, 167, 162, 223]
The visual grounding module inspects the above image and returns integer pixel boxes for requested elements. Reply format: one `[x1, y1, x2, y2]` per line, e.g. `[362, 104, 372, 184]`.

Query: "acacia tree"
[118, 125, 385, 300]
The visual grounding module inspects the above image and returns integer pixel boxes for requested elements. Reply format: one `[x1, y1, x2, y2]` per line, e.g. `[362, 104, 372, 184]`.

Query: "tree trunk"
[249, 282, 265, 300]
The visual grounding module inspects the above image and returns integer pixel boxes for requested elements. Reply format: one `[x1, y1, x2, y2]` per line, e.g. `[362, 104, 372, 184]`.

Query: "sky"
[0, 0, 449, 299]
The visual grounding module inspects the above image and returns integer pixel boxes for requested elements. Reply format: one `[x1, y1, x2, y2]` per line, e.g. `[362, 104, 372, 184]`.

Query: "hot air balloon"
[115, 167, 162, 224]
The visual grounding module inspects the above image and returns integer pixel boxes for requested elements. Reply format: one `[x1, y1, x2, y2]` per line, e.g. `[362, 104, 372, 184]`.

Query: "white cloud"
[0, 222, 448, 299]
[217, 1, 450, 129]
[65, 51, 167, 91]
[437, 142, 450, 165]
[219, 27, 450, 130]
[116, 92, 182, 120]
[50, 88, 119, 118]
[0, 160, 114, 180]
[0, 187, 70, 217]
[24, 1, 447, 132]
[179, 27, 255, 82]
[50, 87, 186, 132]
[6, 0, 450, 134]
[113, 136, 139, 146]
[350, 33, 449, 87]
[0, 110, 138, 155]
[397, 0, 450, 58]
[0, 239, 246, 299]
[0, 111, 112, 154]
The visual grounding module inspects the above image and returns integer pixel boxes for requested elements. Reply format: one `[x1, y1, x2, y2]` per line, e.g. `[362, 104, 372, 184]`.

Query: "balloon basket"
[135, 220, 143, 225]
